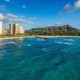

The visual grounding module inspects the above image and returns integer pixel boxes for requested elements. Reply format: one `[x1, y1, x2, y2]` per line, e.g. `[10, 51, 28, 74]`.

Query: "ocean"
[0, 37, 80, 80]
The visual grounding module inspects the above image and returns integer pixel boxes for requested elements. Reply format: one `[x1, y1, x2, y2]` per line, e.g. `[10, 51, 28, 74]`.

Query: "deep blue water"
[0, 37, 80, 80]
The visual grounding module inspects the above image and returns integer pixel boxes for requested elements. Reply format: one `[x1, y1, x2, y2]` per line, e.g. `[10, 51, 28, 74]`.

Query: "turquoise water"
[0, 37, 80, 80]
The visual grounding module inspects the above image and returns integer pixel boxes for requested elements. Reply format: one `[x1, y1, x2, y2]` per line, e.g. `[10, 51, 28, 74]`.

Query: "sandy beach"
[0, 36, 35, 40]
[35, 35, 80, 38]
[0, 35, 80, 40]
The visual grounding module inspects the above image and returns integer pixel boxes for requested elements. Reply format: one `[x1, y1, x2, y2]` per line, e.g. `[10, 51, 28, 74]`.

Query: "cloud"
[7, 13, 18, 18]
[0, 5, 7, 11]
[0, 13, 35, 25]
[0, 13, 8, 21]
[0, 13, 39, 29]
[0, 13, 4, 21]
[60, 3, 73, 13]
[56, 21, 64, 25]
[5, 0, 10, 2]
[63, 3, 73, 13]
[28, 17, 37, 20]
[74, 0, 80, 9]
[22, 5, 26, 8]
[26, 20, 34, 24]
[20, 16, 25, 18]
[0, 13, 41, 29]
[60, 0, 80, 14]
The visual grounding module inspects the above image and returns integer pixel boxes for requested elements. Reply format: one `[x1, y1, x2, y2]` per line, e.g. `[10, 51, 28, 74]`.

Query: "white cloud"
[56, 21, 64, 25]
[0, 13, 36, 26]
[7, 13, 18, 18]
[0, 13, 4, 21]
[28, 17, 37, 20]
[0, 13, 42, 30]
[22, 5, 26, 8]
[61, 3, 73, 13]
[7, 13, 24, 21]
[26, 20, 34, 24]
[61, 0, 80, 14]
[0, 5, 7, 11]
[20, 16, 25, 18]
[74, 0, 80, 9]
[7, 13, 35, 25]
[0, 13, 8, 21]
[5, 0, 10, 2]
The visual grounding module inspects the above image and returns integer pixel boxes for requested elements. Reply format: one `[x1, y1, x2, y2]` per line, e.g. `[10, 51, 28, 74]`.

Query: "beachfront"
[0, 36, 80, 40]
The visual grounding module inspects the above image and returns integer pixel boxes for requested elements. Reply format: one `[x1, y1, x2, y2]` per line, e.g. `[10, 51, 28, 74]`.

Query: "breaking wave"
[55, 41, 73, 45]
[64, 39, 74, 42]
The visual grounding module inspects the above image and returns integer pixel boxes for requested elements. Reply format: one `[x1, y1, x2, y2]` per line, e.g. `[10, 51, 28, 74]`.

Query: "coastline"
[35, 36, 80, 38]
[0, 36, 35, 40]
[0, 35, 80, 40]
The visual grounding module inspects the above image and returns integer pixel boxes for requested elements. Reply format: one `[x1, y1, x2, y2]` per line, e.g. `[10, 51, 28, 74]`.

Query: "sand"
[0, 35, 80, 40]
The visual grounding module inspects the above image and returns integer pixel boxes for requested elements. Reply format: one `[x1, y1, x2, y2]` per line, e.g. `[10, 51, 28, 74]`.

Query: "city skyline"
[0, 21, 24, 35]
[0, 0, 80, 29]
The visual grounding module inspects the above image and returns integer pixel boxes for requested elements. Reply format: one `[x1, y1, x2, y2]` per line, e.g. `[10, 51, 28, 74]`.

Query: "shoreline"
[36, 36, 80, 38]
[0, 36, 80, 40]
[0, 36, 35, 40]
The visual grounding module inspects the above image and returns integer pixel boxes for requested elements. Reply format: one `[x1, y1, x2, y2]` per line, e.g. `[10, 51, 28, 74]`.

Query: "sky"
[0, 0, 80, 30]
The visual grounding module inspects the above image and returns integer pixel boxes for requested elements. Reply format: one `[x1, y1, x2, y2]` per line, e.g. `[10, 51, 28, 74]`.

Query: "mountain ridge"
[25, 24, 80, 36]
[31, 24, 79, 32]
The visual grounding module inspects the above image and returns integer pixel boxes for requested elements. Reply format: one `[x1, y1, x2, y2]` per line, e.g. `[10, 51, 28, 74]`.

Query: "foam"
[37, 38, 45, 41]
[55, 42, 73, 45]
[27, 44, 32, 46]
[64, 39, 74, 41]
[41, 48, 50, 52]
[5, 42, 16, 44]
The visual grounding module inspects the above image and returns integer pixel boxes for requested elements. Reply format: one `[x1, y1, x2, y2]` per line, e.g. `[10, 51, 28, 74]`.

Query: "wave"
[0, 43, 4, 46]
[41, 48, 50, 52]
[27, 44, 32, 46]
[6, 42, 16, 44]
[37, 38, 46, 41]
[64, 39, 74, 42]
[0, 42, 15, 46]
[3, 42, 16, 46]
[55, 42, 73, 45]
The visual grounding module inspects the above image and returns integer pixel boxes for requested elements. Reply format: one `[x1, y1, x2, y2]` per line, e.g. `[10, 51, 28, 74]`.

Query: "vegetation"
[25, 25, 80, 36]
[25, 30, 80, 36]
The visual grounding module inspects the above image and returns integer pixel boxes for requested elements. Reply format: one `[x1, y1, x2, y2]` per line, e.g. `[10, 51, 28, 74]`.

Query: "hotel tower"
[10, 23, 24, 35]
[0, 21, 3, 35]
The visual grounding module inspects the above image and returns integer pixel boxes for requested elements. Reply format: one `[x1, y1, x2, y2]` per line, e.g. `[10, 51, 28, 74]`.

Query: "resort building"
[15, 24, 20, 34]
[19, 26, 24, 34]
[10, 24, 15, 34]
[0, 21, 3, 35]
[10, 23, 24, 35]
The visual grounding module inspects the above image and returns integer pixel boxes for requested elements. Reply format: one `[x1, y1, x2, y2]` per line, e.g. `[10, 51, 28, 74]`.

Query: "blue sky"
[0, 0, 80, 29]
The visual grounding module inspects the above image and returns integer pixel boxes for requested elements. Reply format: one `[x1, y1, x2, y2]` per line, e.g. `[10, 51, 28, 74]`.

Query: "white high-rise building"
[19, 26, 24, 34]
[15, 24, 19, 34]
[0, 21, 3, 34]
